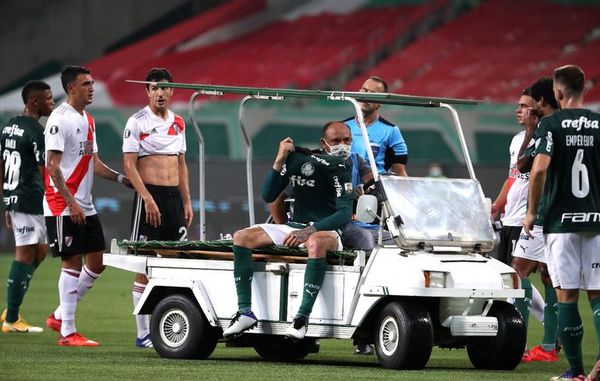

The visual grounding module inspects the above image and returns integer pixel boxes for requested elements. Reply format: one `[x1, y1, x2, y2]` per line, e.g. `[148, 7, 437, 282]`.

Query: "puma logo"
[305, 289, 317, 297]
[520, 245, 526, 252]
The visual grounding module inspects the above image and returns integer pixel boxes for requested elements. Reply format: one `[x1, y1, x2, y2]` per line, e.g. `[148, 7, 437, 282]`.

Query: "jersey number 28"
[2, 150, 21, 191]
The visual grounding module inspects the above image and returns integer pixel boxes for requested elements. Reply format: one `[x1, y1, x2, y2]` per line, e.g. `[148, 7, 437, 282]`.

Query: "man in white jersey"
[513, 77, 561, 364]
[491, 87, 539, 265]
[123, 68, 192, 348]
[44, 66, 132, 347]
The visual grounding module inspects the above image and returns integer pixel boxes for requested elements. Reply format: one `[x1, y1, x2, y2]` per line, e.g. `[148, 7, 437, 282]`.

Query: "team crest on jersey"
[124, 129, 131, 138]
[64, 236, 73, 247]
[344, 182, 353, 195]
[49, 125, 58, 135]
[301, 162, 315, 176]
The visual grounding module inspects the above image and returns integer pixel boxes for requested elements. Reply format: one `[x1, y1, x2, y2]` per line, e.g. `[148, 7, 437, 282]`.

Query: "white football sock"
[77, 265, 100, 300]
[59, 268, 80, 337]
[133, 282, 149, 339]
[529, 284, 545, 323]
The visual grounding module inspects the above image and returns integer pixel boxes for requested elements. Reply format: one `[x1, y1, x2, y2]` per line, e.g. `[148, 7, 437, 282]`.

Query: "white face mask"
[324, 141, 351, 159]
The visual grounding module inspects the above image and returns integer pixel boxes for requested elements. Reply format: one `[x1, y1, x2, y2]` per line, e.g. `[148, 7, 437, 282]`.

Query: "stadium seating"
[94, 2, 443, 106]
[345, 0, 600, 103]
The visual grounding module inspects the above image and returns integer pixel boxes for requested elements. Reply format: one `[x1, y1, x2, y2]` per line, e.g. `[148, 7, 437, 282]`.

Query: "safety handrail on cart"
[127, 80, 480, 240]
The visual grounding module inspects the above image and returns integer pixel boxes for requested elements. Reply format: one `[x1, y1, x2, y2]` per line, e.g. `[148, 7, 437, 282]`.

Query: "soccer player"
[344, 76, 408, 176]
[512, 77, 561, 363]
[524, 65, 600, 381]
[491, 87, 539, 266]
[44, 65, 131, 346]
[223, 126, 353, 340]
[123, 67, 192, 348]
[1, 81, 54, 333]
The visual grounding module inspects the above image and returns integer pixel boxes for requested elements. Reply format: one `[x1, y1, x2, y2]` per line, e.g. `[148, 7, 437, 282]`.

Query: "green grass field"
[1, 254, 598, 381]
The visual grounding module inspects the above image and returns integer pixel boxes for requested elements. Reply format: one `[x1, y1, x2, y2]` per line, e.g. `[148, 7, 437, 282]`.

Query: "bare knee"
[511, 257, 536, 279]
[233, 228, 252, 247]
[84, 251, 105, 274]
[306, 233, 337, 258]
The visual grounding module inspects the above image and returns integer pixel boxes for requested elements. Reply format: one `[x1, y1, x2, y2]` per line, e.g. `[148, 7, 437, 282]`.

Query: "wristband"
[117, 174, 125, 184]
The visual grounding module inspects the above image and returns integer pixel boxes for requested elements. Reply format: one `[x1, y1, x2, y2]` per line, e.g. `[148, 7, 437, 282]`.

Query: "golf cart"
[103, 83, 526, 370]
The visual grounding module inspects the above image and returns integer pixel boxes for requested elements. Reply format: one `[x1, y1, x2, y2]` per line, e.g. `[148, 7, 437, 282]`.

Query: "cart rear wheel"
[253, 336, 317, 360]
[151, 293, 219, 359]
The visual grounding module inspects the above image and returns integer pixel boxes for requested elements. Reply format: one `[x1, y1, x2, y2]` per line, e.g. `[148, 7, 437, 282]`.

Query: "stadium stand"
[93, 1, 446, 106]
[345, 0, 600, 103]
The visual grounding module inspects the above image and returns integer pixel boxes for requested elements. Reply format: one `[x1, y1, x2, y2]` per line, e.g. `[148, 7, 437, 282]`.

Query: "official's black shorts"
[494, 225, 522, 265]
[46, 214, 106, 258]
[130, 184, 187, 241]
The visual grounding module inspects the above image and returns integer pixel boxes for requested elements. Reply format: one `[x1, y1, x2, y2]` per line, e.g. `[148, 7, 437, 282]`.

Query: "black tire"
[373, 301, 433, 369]
[467, 301, 526, 370]
[151, 293, 219, 359]
[253, 336, 317, 360]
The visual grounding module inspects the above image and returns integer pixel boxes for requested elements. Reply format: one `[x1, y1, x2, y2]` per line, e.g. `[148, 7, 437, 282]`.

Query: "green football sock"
[6, 261, 33, 323]
[298, 257, 327, 317]
[590, 296, 600, 360]
[541, 283, 558, 351]
[233, 245, 254, 311]
[557, 302, 584, 376]
[514, 278, 532, 329]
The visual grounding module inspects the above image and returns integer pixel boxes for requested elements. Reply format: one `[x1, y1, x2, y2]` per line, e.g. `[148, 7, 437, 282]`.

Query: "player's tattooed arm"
[47, 150, 85, 224]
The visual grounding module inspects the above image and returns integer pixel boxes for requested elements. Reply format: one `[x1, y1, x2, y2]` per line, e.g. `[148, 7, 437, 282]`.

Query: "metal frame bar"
[157, 80, 482, 240]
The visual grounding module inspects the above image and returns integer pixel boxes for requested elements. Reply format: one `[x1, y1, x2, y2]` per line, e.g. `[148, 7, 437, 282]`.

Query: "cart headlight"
[501, 273, 519, 289]
[424, 271, 446, 288]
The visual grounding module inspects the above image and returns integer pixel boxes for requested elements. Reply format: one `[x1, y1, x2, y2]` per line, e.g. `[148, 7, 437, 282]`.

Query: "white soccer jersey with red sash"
[44, 102, 98, 217]
[122, 106, 186, 156]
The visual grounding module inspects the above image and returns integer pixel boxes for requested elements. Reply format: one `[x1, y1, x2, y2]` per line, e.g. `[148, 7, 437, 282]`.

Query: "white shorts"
[9, 211, 47, 246]
[512, 225, 546, 263]
[545, 232, 600, 290]
[255, 223, 343, 251]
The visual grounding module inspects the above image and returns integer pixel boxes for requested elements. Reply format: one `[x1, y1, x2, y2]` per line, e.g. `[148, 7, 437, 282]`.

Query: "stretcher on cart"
[104, 83, 526, 370]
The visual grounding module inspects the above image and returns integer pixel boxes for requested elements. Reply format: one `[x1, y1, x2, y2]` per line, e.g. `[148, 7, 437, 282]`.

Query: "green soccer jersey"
[0, 115, 45, 214]
[534, 108, 600, 233]
[262, 151, 353, 231]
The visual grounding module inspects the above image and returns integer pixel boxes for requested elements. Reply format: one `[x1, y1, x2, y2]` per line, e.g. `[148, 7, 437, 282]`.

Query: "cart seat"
[118, 239, 362, 266]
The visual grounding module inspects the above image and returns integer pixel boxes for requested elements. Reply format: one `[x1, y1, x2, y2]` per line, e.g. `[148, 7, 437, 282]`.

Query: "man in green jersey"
[223, 125, 353, 340]
[1, 81, 54, 333]
[524, 65, 600, 381]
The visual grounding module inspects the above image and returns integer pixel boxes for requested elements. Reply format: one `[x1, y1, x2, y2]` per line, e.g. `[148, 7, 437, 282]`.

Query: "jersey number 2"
[2, 150, 21, 191]
[571, 149, 589, 198]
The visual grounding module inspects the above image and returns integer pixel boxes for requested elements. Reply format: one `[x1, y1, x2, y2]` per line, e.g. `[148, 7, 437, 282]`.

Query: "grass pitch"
[1, 254, 598, 381]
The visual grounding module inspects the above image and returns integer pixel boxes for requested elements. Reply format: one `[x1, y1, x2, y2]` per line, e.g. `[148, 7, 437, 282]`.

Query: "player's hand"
[69, 202, 86, 225]
[355, 184, 365, 198]
[274, 137, 295, 169]
[523, 212, 536, 237]
[524, 107, 540, 129]
[5, 211, 11, 228]
[144, 197, 161, 228]
[183, 200, 193, 227]
[283, 225, 316, 247]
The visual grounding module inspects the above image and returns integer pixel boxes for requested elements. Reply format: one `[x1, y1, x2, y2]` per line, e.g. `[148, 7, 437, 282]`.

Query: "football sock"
[542, 283, 559, 351]
[233, 245, 254, 310]
[133, 282, 149, 339]
[590, 296, 600, 360]
[557, 302, 584, 376]
[298, 257, 327, 317]
[6, 260, 33, 323]
[54, 306, 62, 320]
[514, 278, 532, 329]
[59, 268, 80, 337]
[530, 284, 544, 323]
[77, 265, 100, 299]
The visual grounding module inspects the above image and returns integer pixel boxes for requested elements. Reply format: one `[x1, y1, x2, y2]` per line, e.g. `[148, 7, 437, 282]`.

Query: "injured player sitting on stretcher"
[223, 121, 354, 341]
